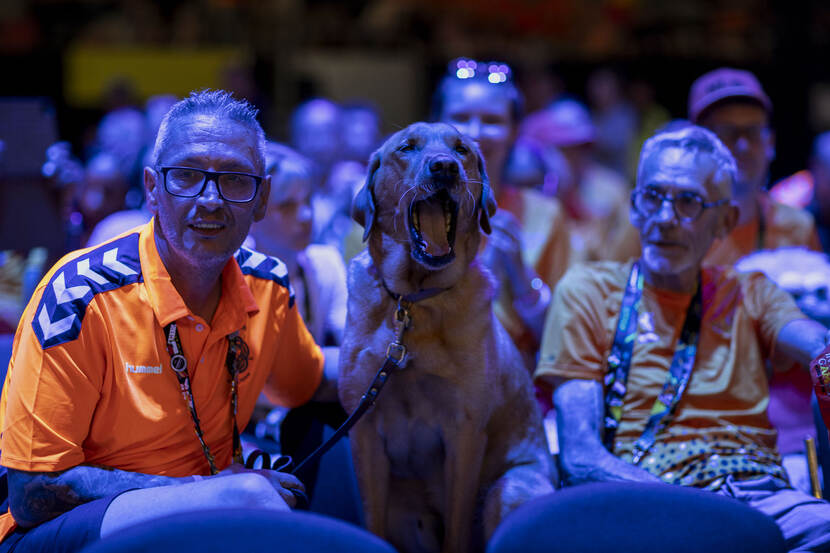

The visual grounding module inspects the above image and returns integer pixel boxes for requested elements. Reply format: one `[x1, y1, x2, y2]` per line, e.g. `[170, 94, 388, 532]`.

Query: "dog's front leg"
[442, 426, 487, 553]
[350, 421, 390, 538]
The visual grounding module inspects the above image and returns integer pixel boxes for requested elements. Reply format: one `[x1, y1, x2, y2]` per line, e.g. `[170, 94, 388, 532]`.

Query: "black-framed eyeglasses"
[157, 166, 263, 203]
[632, 186, 729, 221]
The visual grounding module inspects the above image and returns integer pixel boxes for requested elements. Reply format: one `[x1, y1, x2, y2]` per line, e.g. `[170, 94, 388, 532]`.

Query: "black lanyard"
[603, 261, 703, 464]
[164, 322, 247, 474]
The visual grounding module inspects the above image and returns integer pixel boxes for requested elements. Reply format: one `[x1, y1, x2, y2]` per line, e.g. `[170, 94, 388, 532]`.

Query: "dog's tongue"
[418, 201, 451, 256]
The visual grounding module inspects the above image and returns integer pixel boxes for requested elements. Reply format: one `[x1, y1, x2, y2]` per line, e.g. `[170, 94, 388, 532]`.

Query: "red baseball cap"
[688, 68, 772, 123]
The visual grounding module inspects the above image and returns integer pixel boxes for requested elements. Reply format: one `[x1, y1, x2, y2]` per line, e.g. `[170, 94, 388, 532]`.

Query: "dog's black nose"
[429, 157, 459, 178]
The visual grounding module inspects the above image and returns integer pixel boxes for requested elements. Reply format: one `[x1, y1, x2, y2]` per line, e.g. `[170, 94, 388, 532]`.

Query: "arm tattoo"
[9, 466, 184, 528]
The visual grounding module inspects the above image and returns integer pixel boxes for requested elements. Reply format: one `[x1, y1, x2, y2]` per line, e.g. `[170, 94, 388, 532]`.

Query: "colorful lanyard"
[603, 261, 703, 464]
[164, 322, 247, 474]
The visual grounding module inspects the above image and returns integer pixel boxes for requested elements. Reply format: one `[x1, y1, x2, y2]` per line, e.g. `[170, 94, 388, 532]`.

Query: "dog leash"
[248, 283, 450, 480]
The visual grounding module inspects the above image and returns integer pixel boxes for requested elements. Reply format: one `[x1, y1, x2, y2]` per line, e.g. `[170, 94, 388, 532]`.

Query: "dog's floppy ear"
[476, 151, 498, 234]
[352, 151, 381, 241]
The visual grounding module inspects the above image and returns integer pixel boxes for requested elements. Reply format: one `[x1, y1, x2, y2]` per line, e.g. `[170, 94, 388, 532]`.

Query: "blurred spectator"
[586, 68, 638, 176]
[433, 58, 571, 371]
[520, 98, 636, 263]
[92, 106, 147, 183]
[314, 159, 366, 262]
[249, 142, 347, 347]
[691, 67, 823, 488]
[41, 141, 86, 252]
[145, 94, 178, 146]
[290, 98, 343, 189]
[770, 131, 830, 252]
[76, 151, 132, 246]
[689, 68, 821, 264]
[0, 248, 47, 335]
[339, 103, 382, 164]
[503, 138, 549, 191]
[627, 79, 670, 181]
[85, 208, 152, 248]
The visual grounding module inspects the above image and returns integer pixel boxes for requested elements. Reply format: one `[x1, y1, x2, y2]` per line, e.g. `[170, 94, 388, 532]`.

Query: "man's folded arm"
[553, 378, 661, 485]
[8, 465, 191, 529]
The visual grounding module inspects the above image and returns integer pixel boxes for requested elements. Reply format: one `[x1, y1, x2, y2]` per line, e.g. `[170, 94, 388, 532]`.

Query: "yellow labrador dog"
[339, 122, 555, 553]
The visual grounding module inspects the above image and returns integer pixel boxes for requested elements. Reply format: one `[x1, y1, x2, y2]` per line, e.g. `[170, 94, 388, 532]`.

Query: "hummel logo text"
[126, 362, 162, 374]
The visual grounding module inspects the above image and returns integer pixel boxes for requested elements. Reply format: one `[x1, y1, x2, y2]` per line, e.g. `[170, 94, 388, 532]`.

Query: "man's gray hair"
[637, 124, 737, 197]
[150, 89, 266, 172]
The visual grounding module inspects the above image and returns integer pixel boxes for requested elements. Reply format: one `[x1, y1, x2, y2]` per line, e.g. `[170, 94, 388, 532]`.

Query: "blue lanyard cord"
[603, 261, 703, 464]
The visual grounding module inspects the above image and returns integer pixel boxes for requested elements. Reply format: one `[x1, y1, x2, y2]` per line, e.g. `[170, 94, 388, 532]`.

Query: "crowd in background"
[3, 59, 830, 494]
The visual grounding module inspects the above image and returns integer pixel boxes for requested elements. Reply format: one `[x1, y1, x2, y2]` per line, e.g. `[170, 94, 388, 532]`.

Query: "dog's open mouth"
[408, 189, 459, 267]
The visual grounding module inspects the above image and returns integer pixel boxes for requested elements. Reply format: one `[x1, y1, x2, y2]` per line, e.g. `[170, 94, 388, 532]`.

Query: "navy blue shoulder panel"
[234, 247, 294, 308]
[32, 232, 143, 349]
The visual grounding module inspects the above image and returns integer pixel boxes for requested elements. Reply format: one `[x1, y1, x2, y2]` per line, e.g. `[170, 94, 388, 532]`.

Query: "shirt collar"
[139, 219, 259, 329]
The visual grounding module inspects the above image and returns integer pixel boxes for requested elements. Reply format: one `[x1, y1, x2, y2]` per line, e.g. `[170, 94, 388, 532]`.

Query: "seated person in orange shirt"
[519, 98, 638, 264]
[689, 67, 821, 263]
[534, 125, 830, 551]
[433, 58, 572, 370]
[0, 90, 337, 553]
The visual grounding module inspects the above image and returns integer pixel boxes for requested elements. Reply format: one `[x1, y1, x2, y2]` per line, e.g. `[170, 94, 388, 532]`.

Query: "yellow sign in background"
[64, 46, 246, 106]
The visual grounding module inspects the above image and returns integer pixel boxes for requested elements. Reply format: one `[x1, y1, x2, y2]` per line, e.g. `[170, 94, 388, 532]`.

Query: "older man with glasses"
[0, 90, 339, 552]
[534, 125, 830, 552]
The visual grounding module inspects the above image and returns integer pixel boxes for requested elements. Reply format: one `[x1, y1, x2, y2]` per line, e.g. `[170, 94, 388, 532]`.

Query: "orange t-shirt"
[704, 195, 822, 455]
[0, 221, 323, 540]
[704, 195, 821, 267]
[534, 261, 804, 487]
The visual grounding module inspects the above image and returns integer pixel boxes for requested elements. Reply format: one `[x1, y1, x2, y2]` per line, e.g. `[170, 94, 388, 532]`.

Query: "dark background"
[2, 0, 830, 256]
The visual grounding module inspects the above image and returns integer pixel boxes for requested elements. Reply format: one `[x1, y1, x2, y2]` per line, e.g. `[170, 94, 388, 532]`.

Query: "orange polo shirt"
[0, 220, 323, 541]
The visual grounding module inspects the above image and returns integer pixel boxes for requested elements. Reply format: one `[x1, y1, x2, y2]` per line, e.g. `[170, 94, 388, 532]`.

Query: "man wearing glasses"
[535, 126, 830, 551]
[689, 67, 821, 264]
[0, 90, 336, 552]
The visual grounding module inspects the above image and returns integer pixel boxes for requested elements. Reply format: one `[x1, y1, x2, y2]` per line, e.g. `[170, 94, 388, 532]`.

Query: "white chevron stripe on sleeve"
[270, 259, 288, 279]
[38, 305, 77, 341]
[52, 272, 91, 305]
[241, 251, 267, 270]
[76, 258, 109, 286]
[102, 248, 138, 276]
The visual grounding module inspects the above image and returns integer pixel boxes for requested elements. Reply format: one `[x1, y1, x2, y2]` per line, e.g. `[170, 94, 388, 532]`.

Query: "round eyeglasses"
[158, 166, 263, 203]
[632, 186, 729, 221]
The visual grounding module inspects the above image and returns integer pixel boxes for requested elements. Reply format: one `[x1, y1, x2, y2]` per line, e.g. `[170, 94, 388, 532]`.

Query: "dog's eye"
[397, 143, 416, 153]
[454, 144, 469, 155]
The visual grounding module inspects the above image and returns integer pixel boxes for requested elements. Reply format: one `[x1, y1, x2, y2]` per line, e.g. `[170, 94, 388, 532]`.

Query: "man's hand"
[554, 379, 662, 485]
[215, 463, 305, 508]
